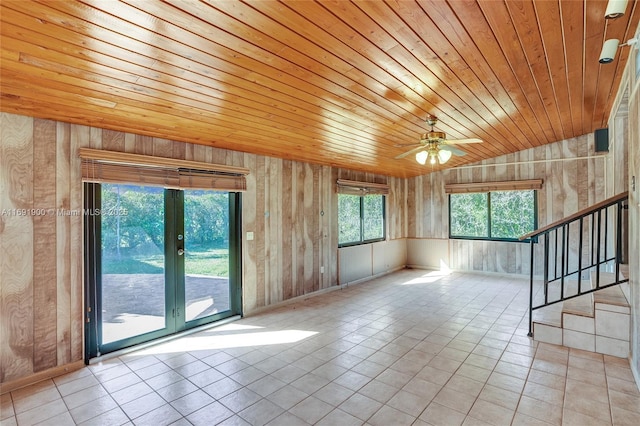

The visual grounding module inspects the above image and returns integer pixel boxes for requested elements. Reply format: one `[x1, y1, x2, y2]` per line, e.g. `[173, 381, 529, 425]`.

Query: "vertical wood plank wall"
[0, 112, 392, 383]
[407, 134, 609, 275]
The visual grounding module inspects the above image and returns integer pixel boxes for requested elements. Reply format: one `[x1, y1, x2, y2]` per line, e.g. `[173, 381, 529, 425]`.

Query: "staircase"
[532, 267, 630, 357]
[522, 192, 630, 357]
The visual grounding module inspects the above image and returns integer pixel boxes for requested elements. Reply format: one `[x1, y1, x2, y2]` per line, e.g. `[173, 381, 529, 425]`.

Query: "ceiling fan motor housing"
[421, 131, 447, 141]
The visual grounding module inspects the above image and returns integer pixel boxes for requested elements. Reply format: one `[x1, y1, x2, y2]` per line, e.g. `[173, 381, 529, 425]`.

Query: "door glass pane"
[184, 190, 230, 322]
[101, 184, 165, 344]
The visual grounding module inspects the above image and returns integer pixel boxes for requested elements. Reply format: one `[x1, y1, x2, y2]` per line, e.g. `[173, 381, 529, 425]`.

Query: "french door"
[84, 183, 242, 359]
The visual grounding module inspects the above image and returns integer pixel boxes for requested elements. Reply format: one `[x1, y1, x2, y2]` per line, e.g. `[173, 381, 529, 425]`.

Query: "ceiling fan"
[394, 116, 483, 165]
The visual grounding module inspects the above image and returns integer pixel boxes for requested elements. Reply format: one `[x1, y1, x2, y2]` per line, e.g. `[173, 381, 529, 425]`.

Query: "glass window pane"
[490, 190, 536, 239]
[338, 194, 361, 244]
[363, 195, 384, 240]
[450, 193, 489, 237]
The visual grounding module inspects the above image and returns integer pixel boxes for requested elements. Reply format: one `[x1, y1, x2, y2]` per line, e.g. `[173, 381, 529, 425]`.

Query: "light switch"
[246, 231, 254, 241]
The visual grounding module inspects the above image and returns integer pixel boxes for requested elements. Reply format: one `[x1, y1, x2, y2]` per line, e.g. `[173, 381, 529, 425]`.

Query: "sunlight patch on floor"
[136, 329, 319, 355]
[401, 269, 450, 285]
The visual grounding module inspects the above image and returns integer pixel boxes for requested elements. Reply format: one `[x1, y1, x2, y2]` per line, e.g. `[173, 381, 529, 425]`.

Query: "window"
[449, 190, 537, 241]
[338, 193, 385, 246]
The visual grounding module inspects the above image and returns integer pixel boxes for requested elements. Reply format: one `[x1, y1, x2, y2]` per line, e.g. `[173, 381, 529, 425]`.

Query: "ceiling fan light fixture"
[604, 0, 628, 19]
[416, 150, 428, 165]
[438, 149, 452, 164]
[429, 153, 437, 165]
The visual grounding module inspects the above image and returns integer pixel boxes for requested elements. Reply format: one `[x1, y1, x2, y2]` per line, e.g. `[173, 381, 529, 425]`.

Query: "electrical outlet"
[320, 266, 324, 274]
[246, 232, 254, 241]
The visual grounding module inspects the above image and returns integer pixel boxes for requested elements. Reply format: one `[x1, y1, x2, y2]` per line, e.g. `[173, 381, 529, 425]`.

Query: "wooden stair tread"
[533, 304, 562, 327]
[593, 285, 629, 307]
[562, 293, 594, 317]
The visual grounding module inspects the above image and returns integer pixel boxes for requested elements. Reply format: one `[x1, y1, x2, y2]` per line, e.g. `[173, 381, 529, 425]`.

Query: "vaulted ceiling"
[1, 1, 639, 178]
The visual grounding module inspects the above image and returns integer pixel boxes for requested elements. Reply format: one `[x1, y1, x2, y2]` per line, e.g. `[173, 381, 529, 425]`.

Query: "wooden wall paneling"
[319, 165, 332, 290]
[134, 135, 153, 156]
[407, 177, 416, 238]
[436, 172, 448, 239]
[311, 164, 320, 293]
[152, 138, 174, 159]
[302, 163, 315, 295]
[495, 152, 508, 182]
[124, 133, 136, 153]
[262, 157, 272, 305]
[562, 139, 579, 216]
[533, 144, 547, 228]
[268, 157, 283, 305]
[281, 160, 293, 300]
[0, 114, 35, 382]
[427, 173, 437, 239]
[563, 140, 579, 271]
[89, 127, 102, 149]
[330, 167, 339, 286]
[472, 240, 484, 271]
[32, 118, 58, 371]
[172, 139, 186, 161]
[387, 177, 402, 240]
[549, 143, 563, 222]
[294, 162, 305, 296]
[413, 175, 423, 238]
[102, 129, 124, 151]
[242, 153, 257, 313]
[55, 121, 71, 365]
[69, 124, 85, 361]
[254, 155, 266, 308]
[575, 139, 589, 213]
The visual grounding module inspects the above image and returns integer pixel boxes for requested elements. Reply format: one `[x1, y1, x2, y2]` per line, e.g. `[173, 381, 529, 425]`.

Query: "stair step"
[562, 293, 594, 317]
[533, 304, 562, 327]
[594, 285, 629, 308]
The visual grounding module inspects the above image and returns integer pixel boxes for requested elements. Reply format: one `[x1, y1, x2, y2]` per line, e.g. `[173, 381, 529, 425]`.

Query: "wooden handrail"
[520, 191, 628, 240]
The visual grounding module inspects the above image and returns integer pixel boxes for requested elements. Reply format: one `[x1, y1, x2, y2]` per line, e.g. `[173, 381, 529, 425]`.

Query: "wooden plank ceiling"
[1, 0, 638, 178]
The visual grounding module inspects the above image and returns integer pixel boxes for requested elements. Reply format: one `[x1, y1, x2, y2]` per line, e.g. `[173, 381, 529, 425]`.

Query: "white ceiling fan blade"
[445, 138, 483, 144]
[440, 145, 467, 156]
[394, 145, 427, 159]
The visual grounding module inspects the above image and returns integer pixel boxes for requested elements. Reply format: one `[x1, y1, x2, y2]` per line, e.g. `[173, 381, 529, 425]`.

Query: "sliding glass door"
[85, 184, 242, 358]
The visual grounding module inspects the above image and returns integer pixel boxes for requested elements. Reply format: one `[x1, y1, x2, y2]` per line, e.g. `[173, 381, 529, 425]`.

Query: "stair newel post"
[528, 238, 535, 337]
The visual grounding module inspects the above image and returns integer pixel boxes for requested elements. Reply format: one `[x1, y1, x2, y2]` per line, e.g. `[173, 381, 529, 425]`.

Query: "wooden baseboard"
[0, 360, 85, 395]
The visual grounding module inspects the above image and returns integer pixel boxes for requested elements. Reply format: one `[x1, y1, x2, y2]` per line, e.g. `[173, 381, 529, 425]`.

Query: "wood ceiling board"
[1, 0, 638, 178]
[370, 0, 531, 152]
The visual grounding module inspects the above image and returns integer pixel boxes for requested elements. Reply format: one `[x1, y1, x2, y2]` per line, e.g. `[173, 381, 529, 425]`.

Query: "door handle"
[177, 248, 185, 256]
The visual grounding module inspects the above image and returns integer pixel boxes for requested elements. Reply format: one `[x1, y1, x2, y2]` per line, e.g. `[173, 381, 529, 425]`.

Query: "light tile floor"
[2, 269, 639, 426]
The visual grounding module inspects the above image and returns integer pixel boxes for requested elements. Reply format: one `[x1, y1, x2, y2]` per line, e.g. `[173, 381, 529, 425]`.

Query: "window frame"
[338, 193, 386, 247]
[448, 189, 538, 243]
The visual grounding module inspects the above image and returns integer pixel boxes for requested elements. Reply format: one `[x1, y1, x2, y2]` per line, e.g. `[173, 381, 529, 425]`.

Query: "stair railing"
[520, 192, 629, 337]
